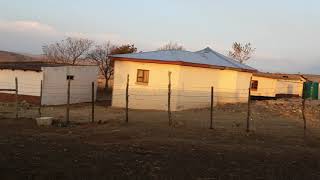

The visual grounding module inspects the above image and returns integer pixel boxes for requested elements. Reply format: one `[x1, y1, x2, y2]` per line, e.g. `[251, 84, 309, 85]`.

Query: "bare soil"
[0, 99, 320, 179]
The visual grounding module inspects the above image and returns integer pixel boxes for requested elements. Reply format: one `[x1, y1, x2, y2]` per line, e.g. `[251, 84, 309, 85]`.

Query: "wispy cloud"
[0, 20, 154, 53]
[0, 20, 58, 35]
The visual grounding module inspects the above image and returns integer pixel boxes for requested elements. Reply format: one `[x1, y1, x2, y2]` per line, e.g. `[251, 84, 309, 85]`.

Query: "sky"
[0, 0, 319, 74]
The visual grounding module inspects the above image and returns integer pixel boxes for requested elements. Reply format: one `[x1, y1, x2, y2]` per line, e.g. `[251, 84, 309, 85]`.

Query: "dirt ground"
[0, 98, 320, 179]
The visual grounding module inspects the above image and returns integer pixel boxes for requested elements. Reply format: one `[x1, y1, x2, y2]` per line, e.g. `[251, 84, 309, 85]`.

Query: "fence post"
[91, 82, 95, 123]
[210, 86, 214, 129]
[15, 77, 18, 120]
[302, 98, 306, 132]
[246, 87, 251, 132]
[125, 74, 129, 123]
[66, 79, 71, 124]
[38, 80, 43, 117]
[168, 71, 172, 126]
[246, 77, 253, 132]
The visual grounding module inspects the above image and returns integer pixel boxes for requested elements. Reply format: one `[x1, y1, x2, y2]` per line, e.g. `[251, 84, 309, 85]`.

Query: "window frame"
[251, 80, 258, 91]
[136, 69, 149, 84]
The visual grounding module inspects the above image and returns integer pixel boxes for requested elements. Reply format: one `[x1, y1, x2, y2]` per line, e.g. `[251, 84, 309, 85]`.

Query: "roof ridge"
[111, 47, 256, 71]
[196, 47, 247, 68]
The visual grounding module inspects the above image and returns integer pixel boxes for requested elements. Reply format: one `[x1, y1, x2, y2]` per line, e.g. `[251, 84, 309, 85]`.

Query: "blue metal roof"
[111, 47, 256, 71]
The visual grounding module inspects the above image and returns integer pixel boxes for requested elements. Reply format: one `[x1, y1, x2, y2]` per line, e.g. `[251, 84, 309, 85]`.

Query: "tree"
[158, 42, 185, 51]
[228, 42, 255, 64]
[87, 43, 137, 90]
[87, 42, 116, 89]
[42, 37, 94, 65]
[110, 44, 137, 55]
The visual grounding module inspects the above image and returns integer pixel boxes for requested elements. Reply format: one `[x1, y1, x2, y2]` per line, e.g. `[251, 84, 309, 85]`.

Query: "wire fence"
[0, 76, 317, 135]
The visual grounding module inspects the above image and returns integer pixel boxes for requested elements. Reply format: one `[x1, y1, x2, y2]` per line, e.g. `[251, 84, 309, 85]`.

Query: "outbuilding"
[110, 47, 257, 111]
[252, 72, 305, 98]
[0, 62, 99, 105]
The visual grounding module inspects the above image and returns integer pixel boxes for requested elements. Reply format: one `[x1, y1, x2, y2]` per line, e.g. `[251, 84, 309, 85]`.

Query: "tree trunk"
[105, 79, 109, 90]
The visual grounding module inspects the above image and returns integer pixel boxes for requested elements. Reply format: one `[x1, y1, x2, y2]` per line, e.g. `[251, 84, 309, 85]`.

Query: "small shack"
[0, 62, 99, 105]
[252, 72, 305, 98]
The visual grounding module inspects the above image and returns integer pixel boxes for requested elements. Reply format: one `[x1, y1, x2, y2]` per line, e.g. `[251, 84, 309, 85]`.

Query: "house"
[0, 62, 99, 105]
[252, 72, 305, 98]
[110, 47, 257, 111]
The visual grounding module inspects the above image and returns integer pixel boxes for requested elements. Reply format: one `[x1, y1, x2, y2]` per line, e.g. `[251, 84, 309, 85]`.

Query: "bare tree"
[228, 42, 255, 64]
[87, 42, 116, 89]
[158, 42, 185, 51]
[87, 43, 138, 90]
[42, 37, 94, 65]
[111, 44, 137, 55]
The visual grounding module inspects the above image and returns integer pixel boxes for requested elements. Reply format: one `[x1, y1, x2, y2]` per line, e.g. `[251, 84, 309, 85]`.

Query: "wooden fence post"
[125, 74, 129, 123]
[246, 87, 251, 132]
[302, 98, 306, 132]
[66, 79, 71, 124]
[38, 80, 43, 117]
[246, 76, 253, 132]
[168, 71, 172, 126]
[15, 77, 18, 120]
[210, 86, 214, 129]
[91, 82, 95, 123]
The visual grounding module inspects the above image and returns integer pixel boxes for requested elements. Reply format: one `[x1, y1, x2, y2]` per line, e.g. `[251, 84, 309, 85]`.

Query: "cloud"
[0, 20, 145, 53]
[0, 20, 58, 35]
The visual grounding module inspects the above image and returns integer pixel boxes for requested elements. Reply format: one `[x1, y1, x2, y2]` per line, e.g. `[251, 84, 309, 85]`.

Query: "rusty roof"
[0, 62, 68, 71]
[253, 72, 304, 81]
[301, 74, 320, 82]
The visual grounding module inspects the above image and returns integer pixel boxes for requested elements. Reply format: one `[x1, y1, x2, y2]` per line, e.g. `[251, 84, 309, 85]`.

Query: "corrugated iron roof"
[0, 62, 70, 71]
[253, 72, 304, 81]
[111, 47, 256, 71]
[302, 74, 320, 82]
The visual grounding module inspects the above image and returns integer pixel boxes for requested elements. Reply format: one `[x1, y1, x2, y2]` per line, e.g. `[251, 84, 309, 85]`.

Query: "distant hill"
[0, 51, 43, 63]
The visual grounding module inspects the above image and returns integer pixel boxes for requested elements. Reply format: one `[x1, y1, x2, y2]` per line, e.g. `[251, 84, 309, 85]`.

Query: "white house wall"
[112, 60, 253, 111]
[0, 69, 43, 96]
[112, 61, 181, 111]
[276, 79, 304, 96]
[251, 76, 277, 97]
[177, 67, 251, 110]
[41, 66, 99, 105]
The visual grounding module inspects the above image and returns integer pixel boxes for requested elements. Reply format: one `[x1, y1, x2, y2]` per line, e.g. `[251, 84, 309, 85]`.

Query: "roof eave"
[111, 57, 257, 73]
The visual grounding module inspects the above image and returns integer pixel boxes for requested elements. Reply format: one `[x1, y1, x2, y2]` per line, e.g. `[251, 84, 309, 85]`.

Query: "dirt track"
[0, 99, 320, 179]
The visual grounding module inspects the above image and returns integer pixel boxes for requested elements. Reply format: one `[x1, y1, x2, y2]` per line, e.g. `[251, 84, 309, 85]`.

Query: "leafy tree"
[228, 42, 255, 64]
[42, 37, 93, 65]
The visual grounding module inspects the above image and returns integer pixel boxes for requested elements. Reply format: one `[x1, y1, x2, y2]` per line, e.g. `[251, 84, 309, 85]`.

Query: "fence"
[0, 75, 317, 135]
[113, 74, 313, 133]
[0, 78, 96, 124]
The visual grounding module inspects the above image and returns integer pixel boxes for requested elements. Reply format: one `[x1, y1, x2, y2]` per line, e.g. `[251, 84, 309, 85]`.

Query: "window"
[251, 80, 258, 91]
[136, 69, 149, 84]
[66, 75, 74, 80]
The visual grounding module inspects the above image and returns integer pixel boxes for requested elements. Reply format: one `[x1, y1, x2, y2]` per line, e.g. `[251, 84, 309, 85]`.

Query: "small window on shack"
[251, 80, 258, 91]
[67, 75, 74, 80]
[136, 69, 149, 84]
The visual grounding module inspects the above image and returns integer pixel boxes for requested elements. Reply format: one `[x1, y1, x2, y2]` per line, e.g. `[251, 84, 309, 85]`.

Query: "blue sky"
[0, 0, 319, 73]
